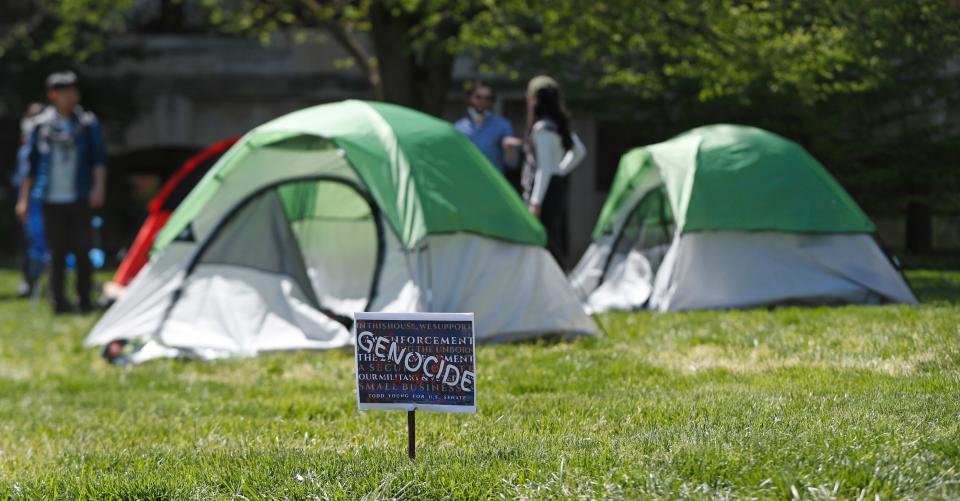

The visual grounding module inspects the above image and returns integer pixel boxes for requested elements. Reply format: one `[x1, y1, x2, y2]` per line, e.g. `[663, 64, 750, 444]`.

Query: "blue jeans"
[21, 201, 47, 290]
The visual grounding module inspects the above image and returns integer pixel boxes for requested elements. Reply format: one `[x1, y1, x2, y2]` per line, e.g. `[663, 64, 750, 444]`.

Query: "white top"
[528, 124, 586, 205]
[46, 117, 79, 204]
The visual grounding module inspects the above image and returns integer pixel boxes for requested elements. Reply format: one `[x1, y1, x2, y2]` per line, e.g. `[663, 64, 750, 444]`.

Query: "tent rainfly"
[86, 100, 596, 362]
[571, 124, 918, 312]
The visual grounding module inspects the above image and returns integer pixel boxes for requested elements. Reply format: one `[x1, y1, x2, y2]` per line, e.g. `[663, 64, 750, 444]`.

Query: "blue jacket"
[454, 113, 515, 172]
[27, 106, 108, 202]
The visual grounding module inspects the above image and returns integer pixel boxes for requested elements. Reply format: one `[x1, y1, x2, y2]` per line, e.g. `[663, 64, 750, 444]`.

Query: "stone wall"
[93, 33, 371, 152]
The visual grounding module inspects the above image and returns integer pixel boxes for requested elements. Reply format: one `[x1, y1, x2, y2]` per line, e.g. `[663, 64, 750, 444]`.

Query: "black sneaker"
[53, 302, 74, 315]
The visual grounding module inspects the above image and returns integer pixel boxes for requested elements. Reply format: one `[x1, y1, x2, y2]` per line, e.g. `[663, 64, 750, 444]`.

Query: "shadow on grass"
[899, 253, 960, 271]
[906, 270, 960, 304]
[0, 291, 28, 301]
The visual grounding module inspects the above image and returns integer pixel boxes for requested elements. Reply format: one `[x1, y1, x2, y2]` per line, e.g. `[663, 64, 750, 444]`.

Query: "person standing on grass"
[15, 71, 108, 314]
[10, 102, 47, 298]
[522, 75, 586, 266]
[454, 81, 522, 174]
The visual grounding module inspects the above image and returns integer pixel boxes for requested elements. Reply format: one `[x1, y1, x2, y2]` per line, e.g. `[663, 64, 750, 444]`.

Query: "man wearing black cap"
[15, 70, 107, 313]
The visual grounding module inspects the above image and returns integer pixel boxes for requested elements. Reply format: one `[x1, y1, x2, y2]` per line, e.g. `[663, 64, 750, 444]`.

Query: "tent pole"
[426, 244, 433, 310]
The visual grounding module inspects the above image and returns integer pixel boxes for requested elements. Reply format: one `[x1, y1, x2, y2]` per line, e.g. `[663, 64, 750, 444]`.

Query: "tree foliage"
[464, 0, 960, 106]
[0, 0, 135, 62]
[5, 0, 958, 110]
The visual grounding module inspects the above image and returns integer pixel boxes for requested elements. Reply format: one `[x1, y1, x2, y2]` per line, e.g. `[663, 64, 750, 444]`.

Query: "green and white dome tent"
[86, 100, 596, 361]
[570, 124, 917, 312]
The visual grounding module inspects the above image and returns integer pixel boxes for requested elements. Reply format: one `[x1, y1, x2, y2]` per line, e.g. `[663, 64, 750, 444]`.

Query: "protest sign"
[354, 312, 476, 413]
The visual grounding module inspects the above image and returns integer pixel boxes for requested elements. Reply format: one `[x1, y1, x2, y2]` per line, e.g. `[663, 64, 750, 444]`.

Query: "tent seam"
[354, 100, 427, 248]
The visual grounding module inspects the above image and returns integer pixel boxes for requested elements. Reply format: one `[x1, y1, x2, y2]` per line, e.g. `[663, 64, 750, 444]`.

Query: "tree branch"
[326, 21, 381, 94]
[300, 0, 382, 99]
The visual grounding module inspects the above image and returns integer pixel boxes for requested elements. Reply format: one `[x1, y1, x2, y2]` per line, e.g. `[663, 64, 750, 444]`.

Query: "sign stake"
[407, 410, 416, 460]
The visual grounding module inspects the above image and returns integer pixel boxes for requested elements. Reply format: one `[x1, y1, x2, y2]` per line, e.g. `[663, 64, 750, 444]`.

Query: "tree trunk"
[905, 202, 933, 253]
[367, 3, 454, 116]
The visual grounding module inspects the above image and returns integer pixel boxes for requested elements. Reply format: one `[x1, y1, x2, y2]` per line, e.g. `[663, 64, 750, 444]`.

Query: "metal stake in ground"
[407, 410, 416, 460]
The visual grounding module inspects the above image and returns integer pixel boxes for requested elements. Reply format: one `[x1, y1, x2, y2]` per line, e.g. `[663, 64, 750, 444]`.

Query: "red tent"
[108, 137, 238, 293]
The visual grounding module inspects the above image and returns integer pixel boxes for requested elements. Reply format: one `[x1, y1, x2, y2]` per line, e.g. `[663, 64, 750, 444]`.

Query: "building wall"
[95, 33, 372, 152]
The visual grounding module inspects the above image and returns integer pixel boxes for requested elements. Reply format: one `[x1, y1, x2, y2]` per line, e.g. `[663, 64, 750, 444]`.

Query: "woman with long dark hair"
[522, 75, 586, 265]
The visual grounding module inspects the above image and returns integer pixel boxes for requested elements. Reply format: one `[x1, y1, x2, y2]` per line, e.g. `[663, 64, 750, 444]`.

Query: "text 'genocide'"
[357, 331, 474, 392]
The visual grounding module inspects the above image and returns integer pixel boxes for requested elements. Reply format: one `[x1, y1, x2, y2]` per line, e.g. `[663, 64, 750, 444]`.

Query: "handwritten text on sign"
[354, 312, 476, 413]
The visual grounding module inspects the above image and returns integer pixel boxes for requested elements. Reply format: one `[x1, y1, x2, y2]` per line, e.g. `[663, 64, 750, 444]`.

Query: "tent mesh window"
[277, 179, 380, 321]
[609, 187, 675, 276]
[194, 188, 321, 307]
[193, 178, 380, 327]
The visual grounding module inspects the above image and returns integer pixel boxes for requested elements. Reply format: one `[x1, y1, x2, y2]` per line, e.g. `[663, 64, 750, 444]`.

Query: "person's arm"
[502, 137, 522, 168]
[88, 120, 107, 209]
[500, 119, 521, 169]
[556, 133, 586, 176]
[15, 178, 32, 223]
[528, 127, 563, 214]
[90, 166, 106, 209]
[15, 128, 40, 222]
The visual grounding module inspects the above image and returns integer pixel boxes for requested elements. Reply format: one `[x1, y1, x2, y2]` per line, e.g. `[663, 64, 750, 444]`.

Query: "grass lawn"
[0, 268, 958, 499]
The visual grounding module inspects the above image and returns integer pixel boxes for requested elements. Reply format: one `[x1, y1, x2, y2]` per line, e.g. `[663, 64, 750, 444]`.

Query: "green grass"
[1, 269, 959, 499]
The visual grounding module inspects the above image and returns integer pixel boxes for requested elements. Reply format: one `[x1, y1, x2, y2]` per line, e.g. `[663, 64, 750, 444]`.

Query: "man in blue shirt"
[454, 81, 521, 174]
[15, 71, 107, 313]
